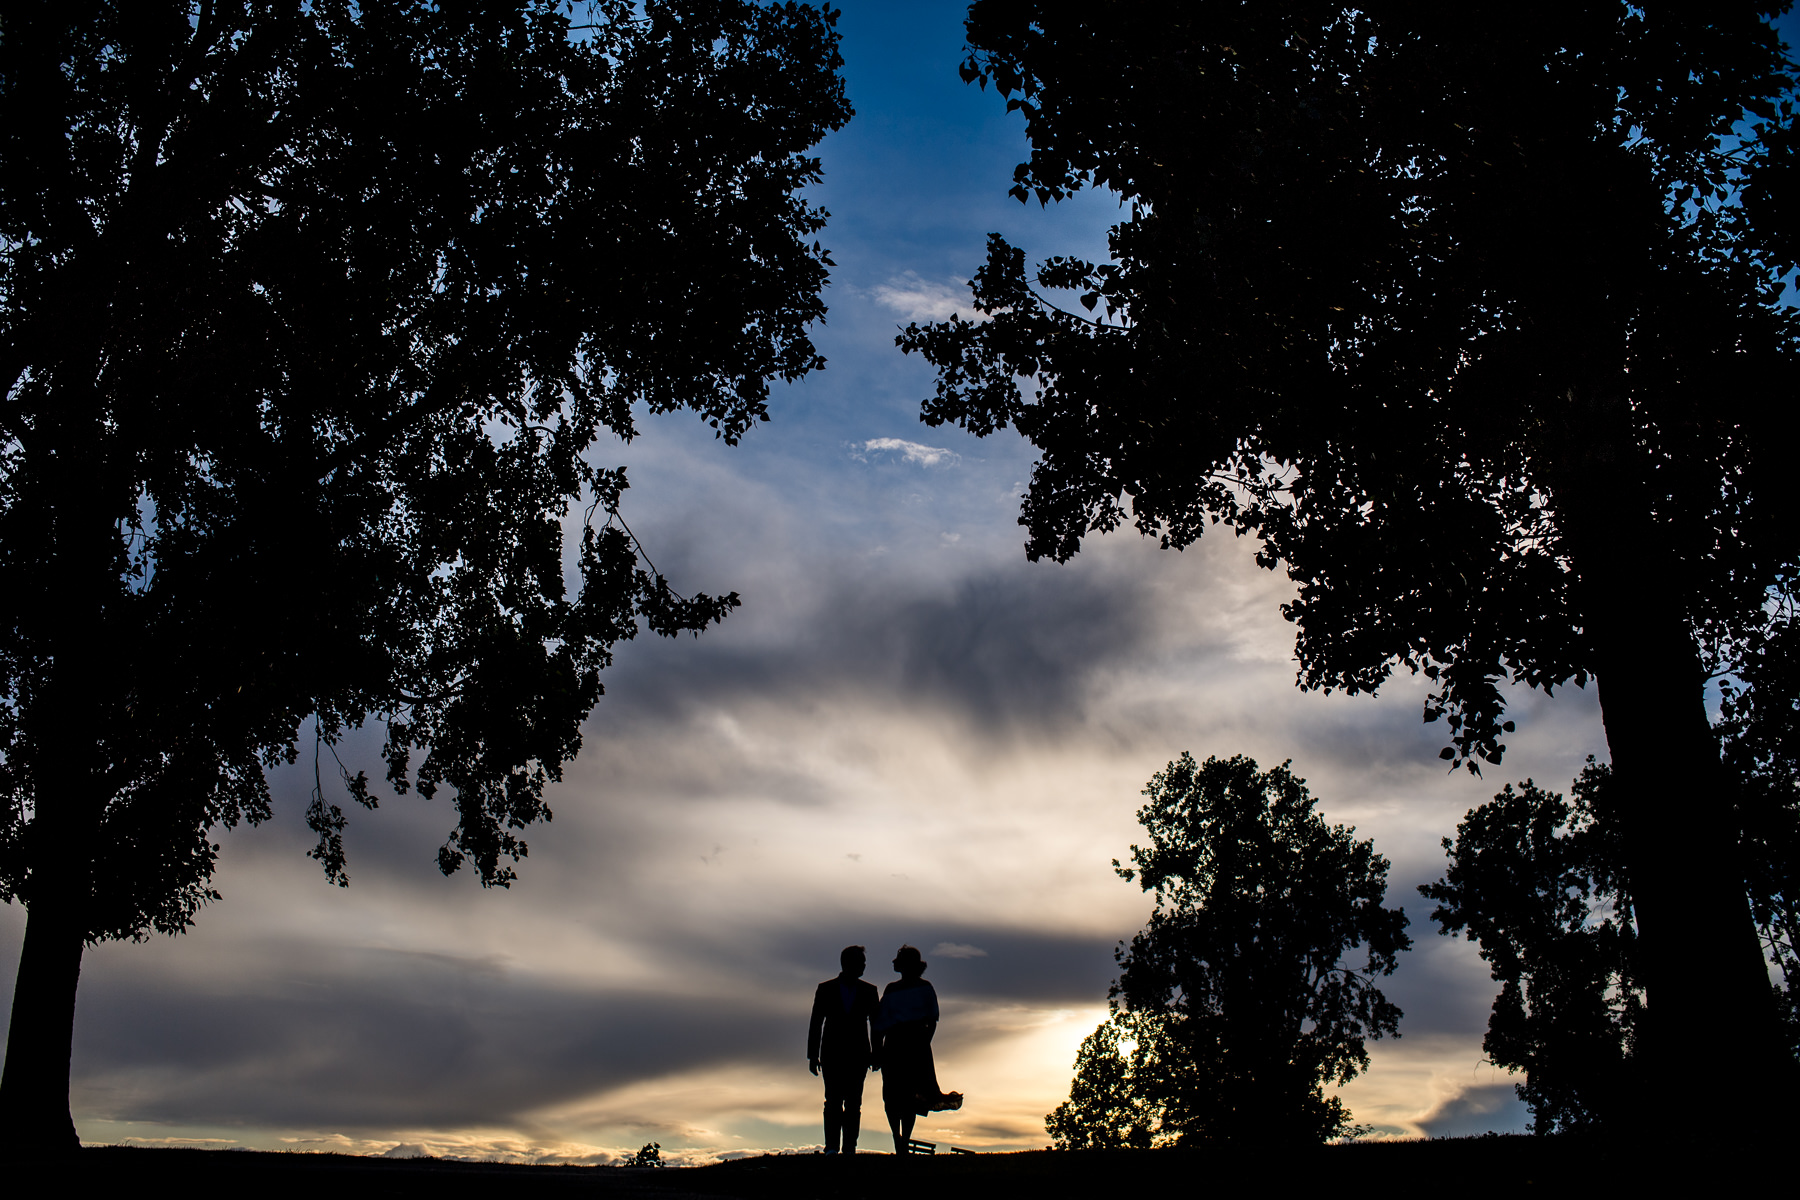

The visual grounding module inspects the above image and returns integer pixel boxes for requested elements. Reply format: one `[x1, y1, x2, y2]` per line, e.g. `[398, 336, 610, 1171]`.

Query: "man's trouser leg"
[843, 1096, 862, 1153]
[824, 1064, 867, 1154]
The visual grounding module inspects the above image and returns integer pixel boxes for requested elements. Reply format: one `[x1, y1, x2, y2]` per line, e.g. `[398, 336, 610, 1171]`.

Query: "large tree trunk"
[1590, 608, 1787, 1119]
[0, 670, 102, 1154]
[1560, 388, 1794, 1129]
[0, 672, 103, 1154]
[0, 384, 112, 1152]
[0, 887, 88, 1152]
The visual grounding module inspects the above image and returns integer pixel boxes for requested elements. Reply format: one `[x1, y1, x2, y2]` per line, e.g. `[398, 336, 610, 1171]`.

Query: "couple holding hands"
[806, 944, 963, 1155]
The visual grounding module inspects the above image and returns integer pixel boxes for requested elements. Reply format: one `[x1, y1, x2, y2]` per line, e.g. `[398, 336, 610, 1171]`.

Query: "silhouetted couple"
[807, 944, 963, 1155]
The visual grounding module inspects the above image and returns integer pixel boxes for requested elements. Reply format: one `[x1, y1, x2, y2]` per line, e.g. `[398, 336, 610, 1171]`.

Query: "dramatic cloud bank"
[26, 489, 1601, 1157]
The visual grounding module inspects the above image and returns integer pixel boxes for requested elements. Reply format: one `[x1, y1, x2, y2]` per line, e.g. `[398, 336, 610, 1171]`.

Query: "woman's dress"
[875, 980, 963, 1115]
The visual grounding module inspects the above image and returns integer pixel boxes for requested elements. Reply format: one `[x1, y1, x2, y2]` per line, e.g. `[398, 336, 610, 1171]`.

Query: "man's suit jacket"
[808, 976, 880, 1068]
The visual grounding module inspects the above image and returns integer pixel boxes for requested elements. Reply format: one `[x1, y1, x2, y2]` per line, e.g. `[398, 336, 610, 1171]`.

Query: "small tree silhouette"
[1420, 763, 1642, 1133]
[1049, 754, 1410, 1147]
[627, 1142, 663, 1168]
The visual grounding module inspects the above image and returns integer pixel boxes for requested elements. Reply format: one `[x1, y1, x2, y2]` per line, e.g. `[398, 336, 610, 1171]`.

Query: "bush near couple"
[806, 944, 964, 1155]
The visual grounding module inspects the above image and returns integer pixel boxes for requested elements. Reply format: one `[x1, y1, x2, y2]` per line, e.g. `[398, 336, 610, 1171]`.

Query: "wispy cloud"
[869, 272, 988, 324]
[858, 437, 959, 468]
[933, 942, 989, 959]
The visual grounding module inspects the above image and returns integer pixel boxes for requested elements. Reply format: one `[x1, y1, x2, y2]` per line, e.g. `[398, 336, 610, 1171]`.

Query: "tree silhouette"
[1048, 754, 1409, 1147]
[0, 0, 849, 1148]
[899, 1, 1799, 1113]
[1421, 765, 1644, 1133]
[1046, 1008, 1185, 1150]
[1424, 758, 1800, 1133]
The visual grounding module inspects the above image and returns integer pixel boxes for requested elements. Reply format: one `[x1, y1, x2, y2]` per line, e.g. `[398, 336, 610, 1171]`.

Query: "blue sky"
[12, 0, 1762, 1162]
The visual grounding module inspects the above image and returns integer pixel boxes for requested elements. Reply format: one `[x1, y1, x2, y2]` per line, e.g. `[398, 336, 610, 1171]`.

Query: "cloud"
[43, 512, 1599, 1154]
[71, 951, 805, 1132]
[1414, 1083, 1530, 1138]
[590, 551, 1174, 745]
[38, 401, 1603, 1160]
[868, 272, 986, 324]
[932, 943, 989, 959]
[857, 437, 960, 468]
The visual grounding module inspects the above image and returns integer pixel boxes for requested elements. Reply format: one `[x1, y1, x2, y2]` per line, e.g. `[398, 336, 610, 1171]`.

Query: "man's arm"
[807, 983, 827, 1073]
[864, 982, 883, 1069]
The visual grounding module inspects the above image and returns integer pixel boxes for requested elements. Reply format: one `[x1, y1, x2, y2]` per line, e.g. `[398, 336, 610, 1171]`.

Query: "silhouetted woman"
[872, 945, 962, 1153]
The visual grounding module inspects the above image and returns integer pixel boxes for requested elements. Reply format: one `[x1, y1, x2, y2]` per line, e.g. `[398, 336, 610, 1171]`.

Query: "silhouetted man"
[808, 945, 880, 1155]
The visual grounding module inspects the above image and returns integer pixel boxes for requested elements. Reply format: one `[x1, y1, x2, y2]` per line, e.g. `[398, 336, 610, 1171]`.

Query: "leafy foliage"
[1718, 597, 1800, 1046]
[901, 1, 1799, 769]
[0, 0, 852, 941]
[1048, 754, 1409, 1147]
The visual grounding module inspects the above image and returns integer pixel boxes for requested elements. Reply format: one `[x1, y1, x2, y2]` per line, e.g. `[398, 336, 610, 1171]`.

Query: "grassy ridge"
[5, 1138, 1708, 1197]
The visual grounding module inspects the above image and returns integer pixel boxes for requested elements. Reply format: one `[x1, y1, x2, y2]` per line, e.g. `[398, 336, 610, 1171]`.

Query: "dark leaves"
[918, 0, 1800, 775]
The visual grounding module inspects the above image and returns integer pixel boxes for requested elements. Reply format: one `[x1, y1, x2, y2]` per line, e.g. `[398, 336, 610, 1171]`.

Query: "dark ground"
[1, 1138, 1734, 1197]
